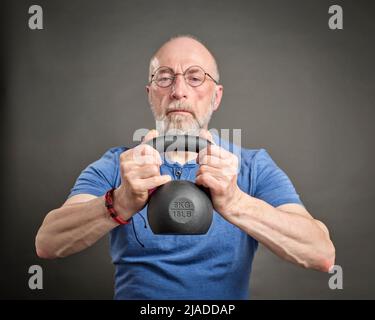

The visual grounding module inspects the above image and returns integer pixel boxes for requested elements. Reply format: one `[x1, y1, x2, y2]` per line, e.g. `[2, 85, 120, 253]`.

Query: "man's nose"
[170, 74, 188, 100]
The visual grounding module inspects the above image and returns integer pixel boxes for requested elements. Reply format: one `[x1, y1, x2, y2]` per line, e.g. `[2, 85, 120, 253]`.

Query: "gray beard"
[152, 95, 215, 136]
[154, 114, 206, 136]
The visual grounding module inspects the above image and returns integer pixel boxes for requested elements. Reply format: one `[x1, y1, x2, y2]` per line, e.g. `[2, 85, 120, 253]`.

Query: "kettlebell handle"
[144, 135, 212, 153]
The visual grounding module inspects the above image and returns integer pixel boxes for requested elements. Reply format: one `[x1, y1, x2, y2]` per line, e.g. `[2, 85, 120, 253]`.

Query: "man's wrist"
[112, 188, 134, 221]
[226, 189, 256, 221]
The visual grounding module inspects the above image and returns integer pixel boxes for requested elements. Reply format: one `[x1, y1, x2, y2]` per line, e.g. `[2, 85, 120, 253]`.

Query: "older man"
[35, 35, 335, 299]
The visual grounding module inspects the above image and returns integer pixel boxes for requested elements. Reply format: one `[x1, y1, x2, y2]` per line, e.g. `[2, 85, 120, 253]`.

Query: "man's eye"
[158, 76, 172, 81]
[188, 76, 202, 83]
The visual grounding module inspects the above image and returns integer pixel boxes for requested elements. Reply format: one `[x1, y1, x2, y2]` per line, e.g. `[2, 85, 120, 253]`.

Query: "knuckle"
[123, 172, 133, 183]
[200, 173, 208, 182]
[199, 165, 207, 173]
[120, 150, 131, 162]
[151, 164, 160, 174]
[120, 162, 126, 171]
[142, 144, 154, 154]
[135, 156, 148, 165]
[213, 157, 222, 165]
[120, 162, 128, 174]
[133, 144, 143, 153]
[122, 161, 134, 173]
[132, 152, 145, 163]
[202, 155, 210, 165]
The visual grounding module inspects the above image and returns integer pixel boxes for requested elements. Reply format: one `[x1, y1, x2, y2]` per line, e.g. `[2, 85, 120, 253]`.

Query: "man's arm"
[224, 194, 335, 272]
[35, 193, 122, 259]
[35, 130, 170, 259]
[195, 132, 335, 272]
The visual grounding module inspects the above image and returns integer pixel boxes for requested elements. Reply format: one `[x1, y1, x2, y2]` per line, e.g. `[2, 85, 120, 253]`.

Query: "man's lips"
[167, 110, 192, 115]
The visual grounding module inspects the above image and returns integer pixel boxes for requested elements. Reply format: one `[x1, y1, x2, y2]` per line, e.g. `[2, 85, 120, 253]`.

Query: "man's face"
[146, 38, 223, 135]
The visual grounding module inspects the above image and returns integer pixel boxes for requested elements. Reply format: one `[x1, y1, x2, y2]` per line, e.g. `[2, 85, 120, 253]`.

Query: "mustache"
[166, 102, 194, 115]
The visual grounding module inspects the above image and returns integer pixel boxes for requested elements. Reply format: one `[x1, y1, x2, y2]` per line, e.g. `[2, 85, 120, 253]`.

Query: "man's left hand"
[195, 130, 244, 218]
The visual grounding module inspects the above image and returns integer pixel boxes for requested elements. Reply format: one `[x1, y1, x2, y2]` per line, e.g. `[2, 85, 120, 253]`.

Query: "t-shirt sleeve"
[252, 149, 303, 207]
[67, 148, 120, 198]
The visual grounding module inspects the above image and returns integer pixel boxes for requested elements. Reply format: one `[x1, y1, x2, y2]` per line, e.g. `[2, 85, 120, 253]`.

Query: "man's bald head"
[148, 35, 220, 83]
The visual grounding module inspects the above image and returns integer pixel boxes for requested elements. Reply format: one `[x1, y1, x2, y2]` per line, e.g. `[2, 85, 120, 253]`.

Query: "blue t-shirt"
[68, 136, 303, 300]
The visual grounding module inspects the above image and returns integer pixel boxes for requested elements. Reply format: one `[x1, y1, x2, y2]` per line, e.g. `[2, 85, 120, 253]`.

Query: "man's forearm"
[226, 192, 335, 272]
[36, 196, 119, 259]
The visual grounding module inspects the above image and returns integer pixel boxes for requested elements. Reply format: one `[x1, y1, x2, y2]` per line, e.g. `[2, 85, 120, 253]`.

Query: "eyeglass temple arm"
[206, 73, 219, 84]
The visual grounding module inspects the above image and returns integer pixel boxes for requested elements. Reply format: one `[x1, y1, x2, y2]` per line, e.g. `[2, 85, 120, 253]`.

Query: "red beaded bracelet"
[104, 188, 131, 225]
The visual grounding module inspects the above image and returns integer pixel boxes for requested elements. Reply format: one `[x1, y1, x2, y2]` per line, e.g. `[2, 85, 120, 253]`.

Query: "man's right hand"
[113, 130, 171, 219]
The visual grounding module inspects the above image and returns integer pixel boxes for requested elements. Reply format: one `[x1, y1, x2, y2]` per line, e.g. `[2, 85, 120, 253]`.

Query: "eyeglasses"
[150, 65, 219, 88]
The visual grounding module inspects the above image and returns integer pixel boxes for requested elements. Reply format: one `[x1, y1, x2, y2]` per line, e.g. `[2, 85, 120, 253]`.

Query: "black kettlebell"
[145, 135, 213, 235]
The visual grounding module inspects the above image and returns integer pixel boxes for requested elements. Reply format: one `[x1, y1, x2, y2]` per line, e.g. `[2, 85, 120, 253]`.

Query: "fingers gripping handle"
[144, 135, 212, 154]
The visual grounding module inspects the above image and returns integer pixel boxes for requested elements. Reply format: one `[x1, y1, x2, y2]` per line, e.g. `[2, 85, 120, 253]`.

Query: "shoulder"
[104, 146, 129, 157]
[238, 148, 278, 183]
[97, 146, 129, 163]
[68, 145, 129, 198]
[237, 146, 283, 179]
[215, 135, 272, 169]
[240, 147, 269, 165]
[87, 145, 129, 172]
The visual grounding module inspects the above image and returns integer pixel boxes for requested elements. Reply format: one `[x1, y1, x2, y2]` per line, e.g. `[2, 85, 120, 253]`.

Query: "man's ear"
[212, 85, 223, 111]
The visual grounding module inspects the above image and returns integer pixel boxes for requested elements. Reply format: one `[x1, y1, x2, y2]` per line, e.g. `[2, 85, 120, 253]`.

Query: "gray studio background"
[1, 0, 374, 299]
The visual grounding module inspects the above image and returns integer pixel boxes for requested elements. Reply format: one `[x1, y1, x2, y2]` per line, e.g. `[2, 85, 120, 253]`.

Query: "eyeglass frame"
[149, 65, 219, 88]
